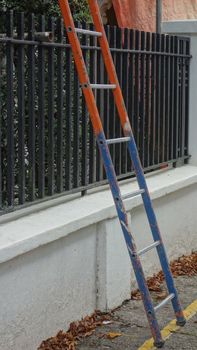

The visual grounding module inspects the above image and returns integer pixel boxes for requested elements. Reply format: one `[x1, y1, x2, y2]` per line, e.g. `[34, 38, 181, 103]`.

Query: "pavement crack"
[170, 330, 197, 338]
[113, 320, 147, 329]
[132, 323, 147, 329]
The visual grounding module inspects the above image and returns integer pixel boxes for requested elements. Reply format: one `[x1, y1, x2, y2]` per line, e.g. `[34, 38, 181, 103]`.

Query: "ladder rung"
[138, 241, 161, 256]
[90, 84, 117, 90]
[75, 28, 102, 37]
[107, 137, 130, 145]
[122, 189, 145, 201]
[154, 294, 175, 312]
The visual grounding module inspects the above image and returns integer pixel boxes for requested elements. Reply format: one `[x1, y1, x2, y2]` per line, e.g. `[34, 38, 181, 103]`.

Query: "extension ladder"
[58, 1, 186, 347]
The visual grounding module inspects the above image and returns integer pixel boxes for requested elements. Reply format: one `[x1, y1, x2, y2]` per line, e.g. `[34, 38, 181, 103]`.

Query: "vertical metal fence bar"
[181, 40, 186, 159]
[27, 14, 36, 201]
[89, 23, 96, 184]
[170, 36, 175, 161]
[103, 26, 110, 143]
[165, 35, 171, 162]
[145, 32, 151, 168]
[56, 18, 64, 193]
[128, 29, 135, 173]
[116, 27, 122, 175]
[119, 29, 124, 175]
[151, 33, 156, 166]
[73, 23, 80, 188]
[179, 40, 183, 159]
[134, 30, 140, 150]
[160, 34, 166, 163]
[100, 42, 105, 181]
[155, 33, 161, 164]
[81, 23, 88, 189]
[174, 36, 179, 163]
[47, 17, 55, 195]
[140, 31, 146, 167]
[17, 12, 25, 205]
[65, 29, 72, 190]
[38, 15, 45, 198]
[96, 28, 103, 181]
[185, 40, 190, 159]
[178, 40, 183, 162]
[109, 26, 116, 166]
[6, 10, 14, 207]
[122, 28, 129, 174]
[103, 25, 110, 180]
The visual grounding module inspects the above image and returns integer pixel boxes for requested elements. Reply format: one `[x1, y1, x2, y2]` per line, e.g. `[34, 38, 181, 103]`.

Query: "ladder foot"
[154, 340, 165, 348]
[176, 318, 186, 327]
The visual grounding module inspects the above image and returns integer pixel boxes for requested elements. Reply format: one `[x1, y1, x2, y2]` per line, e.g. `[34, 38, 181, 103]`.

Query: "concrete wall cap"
[0, 165, 197, 265]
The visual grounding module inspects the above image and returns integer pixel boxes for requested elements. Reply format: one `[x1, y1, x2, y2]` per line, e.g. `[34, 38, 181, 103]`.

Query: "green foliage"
[0, 0, 51, 14]
[0, 0, 91, 21]
[68, 0, 91, 22]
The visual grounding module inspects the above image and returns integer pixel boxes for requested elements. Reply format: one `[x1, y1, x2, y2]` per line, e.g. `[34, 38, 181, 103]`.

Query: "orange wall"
[112, 0, 197, 32]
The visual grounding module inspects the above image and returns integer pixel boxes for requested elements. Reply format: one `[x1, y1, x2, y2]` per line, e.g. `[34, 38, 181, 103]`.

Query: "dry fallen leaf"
[38, 311, 112, 350]
[131, 252, 197, 300]
[155, 291, 168, 300]
[106, 332, 122, 339]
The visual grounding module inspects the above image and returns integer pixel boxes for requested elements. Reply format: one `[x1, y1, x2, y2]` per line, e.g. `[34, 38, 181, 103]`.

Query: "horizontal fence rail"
[0, 11, 191, 214]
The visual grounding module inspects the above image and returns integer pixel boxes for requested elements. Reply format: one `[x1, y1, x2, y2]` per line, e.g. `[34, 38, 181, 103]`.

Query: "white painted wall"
[0, 225, 98, 350]
[0, 166, 197, 350]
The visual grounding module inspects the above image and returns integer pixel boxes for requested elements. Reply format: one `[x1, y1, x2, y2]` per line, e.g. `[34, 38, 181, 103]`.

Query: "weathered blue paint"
[96, 131, 164, 346]
[126, 130, 186, 327]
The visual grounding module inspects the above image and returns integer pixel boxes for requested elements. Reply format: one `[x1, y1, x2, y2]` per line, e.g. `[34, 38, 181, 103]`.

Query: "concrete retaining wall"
[0, 166, 197, 350]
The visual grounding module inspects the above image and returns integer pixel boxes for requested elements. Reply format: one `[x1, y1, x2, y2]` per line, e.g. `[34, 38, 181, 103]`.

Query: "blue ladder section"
[98, 132, 186, 348]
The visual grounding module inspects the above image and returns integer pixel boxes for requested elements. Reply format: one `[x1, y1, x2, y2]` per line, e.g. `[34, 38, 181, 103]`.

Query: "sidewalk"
[38, 253, 197, 350]
[78, 275, 197, 350]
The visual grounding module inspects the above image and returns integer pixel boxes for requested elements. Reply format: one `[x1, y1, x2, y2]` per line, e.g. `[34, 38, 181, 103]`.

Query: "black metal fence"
[0, 11, 190, 213]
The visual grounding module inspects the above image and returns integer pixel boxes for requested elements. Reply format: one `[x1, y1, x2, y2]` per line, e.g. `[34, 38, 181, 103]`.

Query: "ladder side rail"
[127, 131, 187, 321]
[88, 1, 130, 132]
[88, 0, 186, 326]
[58, 0, 102, 135]
[58, 0, 164, 345]
[127, 137, 186, 326]
[92, 133, 164, 347]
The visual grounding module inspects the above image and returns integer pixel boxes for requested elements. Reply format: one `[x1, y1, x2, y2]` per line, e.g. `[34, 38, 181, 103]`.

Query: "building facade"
[99, 0, 197, 31]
